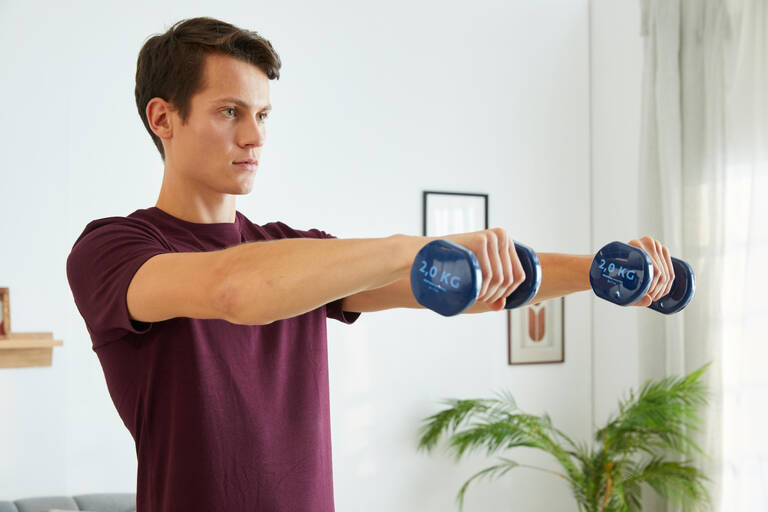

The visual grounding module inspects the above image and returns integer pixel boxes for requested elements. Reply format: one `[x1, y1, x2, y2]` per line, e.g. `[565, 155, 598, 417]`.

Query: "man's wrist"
[530, 252, 594, 303]
[390, 234, 437, 280]
[555, 253, 593, 293]
[576, 254, 594, 291]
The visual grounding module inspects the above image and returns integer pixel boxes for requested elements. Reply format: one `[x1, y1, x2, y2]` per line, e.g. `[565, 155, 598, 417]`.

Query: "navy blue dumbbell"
[589, 241, 695, 314]
[410, 239, 542, 316]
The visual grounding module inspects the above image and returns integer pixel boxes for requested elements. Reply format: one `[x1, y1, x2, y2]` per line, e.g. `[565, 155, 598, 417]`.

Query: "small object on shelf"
[0, 288, 63, 368]
[0, 287, 10, 339]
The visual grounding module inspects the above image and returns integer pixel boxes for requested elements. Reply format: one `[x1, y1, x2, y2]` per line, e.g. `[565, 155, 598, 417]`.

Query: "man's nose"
[239, 116, 266, 147]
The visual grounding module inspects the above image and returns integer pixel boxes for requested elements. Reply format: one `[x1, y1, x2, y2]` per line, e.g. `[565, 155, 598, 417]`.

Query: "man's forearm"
[529, 253, 593, 303]
[219, 234, 432, 325]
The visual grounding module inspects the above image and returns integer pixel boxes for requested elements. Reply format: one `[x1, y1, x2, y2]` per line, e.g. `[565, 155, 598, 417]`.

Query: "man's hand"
[441, 228, 526, 312]
[626, 236, 675, 307]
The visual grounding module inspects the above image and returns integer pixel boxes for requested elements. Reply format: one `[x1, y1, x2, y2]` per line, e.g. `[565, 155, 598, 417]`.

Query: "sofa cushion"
[0, 493, 135, 512]
[10, 497, 78, 512]
[74, 494, 134, 512]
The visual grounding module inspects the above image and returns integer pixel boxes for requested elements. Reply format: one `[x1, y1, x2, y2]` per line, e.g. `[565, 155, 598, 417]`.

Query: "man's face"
[165, 53, 271, 196]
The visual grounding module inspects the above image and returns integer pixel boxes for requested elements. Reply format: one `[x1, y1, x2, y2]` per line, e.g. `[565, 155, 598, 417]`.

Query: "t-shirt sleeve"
[66, 218, 171, 348]
[289, 226, 362, 325]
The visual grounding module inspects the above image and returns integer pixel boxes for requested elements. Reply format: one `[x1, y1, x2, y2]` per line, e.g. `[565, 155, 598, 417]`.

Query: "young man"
[66, 16, 675, 512]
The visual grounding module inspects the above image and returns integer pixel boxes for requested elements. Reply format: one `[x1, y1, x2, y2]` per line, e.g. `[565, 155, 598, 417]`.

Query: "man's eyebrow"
[213, 97, 272, 111]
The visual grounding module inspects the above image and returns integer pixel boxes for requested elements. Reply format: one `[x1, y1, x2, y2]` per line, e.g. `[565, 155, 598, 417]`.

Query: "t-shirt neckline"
[148, 206, 241, 231]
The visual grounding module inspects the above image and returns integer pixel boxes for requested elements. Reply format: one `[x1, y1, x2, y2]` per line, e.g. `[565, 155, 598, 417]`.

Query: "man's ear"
[146, 97, 174, 141]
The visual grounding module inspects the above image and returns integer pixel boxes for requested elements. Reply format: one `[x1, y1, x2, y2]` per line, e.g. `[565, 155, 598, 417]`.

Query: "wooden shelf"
[0, 332, 63, 368]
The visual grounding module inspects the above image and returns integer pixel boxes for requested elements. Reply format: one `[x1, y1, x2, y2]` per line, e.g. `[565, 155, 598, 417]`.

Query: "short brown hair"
[134, 17, 281, 161]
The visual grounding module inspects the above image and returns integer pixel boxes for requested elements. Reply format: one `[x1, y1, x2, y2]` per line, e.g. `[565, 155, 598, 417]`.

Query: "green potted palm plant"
[417, 364, 712, 511]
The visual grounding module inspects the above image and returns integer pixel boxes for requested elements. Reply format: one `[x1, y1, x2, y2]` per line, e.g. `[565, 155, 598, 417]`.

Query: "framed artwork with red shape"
[0, 288, 9, 339]
[508, 297, 564, 364]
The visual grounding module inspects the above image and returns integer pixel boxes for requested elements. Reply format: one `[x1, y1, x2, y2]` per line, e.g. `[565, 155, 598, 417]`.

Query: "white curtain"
[638, 0, 768, 510]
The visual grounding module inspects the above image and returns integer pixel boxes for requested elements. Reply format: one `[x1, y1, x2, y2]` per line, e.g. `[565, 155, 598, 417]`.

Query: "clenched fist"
[626, 236, 676, 307]
[442, 228, 526, 311]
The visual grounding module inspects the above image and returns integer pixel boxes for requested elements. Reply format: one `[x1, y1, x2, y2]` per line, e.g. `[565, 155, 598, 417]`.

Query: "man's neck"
[155, 177, 236, 224]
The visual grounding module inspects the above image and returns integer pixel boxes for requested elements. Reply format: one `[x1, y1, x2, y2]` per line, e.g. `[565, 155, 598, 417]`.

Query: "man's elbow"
[217, 276, 274, 326]
[341, 297, 359, 314]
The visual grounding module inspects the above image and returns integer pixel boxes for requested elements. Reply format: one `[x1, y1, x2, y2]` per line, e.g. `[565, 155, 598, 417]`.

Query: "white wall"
[0, 0, 650, 510]
[589, 0, 644, 426]
[589, 1, 665, 508]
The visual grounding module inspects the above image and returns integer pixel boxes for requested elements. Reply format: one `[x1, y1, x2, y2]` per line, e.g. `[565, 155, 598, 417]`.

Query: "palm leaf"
[454, 457, 520, 512]
[417, 398, 493, 453]
[418, 392, 584, 484]
[624, 456, 711, 508]
[599, 364, 711, 459]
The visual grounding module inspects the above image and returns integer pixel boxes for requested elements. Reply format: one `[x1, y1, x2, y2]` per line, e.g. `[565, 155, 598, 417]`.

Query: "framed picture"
[0, 288, 10, 339]
[508, 298, 564, 364]
[422, 191, 488, 236]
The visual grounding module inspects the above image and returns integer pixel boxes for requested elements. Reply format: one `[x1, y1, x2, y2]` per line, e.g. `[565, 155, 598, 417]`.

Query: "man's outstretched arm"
[216, 230, 519, 325]
[341, 253, 594, 314]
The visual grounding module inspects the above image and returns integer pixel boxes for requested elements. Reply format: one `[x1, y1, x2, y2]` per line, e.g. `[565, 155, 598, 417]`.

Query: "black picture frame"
[422, 191, 489, 236]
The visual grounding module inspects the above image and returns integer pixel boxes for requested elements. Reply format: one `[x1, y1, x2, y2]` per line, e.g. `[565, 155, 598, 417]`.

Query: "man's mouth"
[233, 159, 259, 170]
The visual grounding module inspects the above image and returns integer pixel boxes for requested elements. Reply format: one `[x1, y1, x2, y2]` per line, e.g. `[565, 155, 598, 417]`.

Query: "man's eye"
[222, 108, 268, 121]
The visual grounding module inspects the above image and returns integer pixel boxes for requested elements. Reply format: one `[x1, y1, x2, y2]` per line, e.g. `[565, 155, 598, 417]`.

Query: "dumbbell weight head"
[504, 242, 542, 309]
[648, 257, 696, 314]
[590, 241, 654, 306]
[410, 239, 482, 316]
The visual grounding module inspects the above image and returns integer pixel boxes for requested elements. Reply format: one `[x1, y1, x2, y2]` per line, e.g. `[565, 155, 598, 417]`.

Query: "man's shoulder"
[251, 218, 336, 240]
[72, 209, 164, 249]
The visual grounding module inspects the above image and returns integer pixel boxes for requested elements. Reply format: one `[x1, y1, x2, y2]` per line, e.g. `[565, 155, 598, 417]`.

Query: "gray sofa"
[0, 493, 135, 512]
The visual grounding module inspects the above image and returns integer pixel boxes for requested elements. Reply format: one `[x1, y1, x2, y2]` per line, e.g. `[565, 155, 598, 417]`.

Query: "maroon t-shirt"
[65, 206, 361, 512]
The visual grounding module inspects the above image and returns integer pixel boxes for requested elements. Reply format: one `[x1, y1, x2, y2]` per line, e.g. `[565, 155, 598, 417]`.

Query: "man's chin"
[226, 181, 255, 196]
[217, 175, 255, 195]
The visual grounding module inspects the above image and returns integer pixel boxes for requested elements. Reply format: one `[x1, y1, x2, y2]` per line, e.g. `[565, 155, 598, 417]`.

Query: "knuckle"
[492, 227, 507, 238]
[511, 266, 520, 284]
[516, 261, 526, 280]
